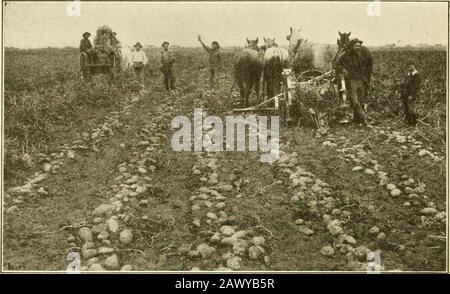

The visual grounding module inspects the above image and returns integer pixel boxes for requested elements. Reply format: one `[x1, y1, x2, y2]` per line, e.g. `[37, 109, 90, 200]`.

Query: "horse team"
[234, 28, 373, 124]
[82, 27, 373, 125]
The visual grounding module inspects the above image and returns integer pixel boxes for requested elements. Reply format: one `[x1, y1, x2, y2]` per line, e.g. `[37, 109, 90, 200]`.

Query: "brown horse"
[332, 37, 373, 123]
[234, 38, 263, 107]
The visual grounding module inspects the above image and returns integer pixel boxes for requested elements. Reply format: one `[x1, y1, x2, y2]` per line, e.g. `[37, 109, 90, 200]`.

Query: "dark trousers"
[162, 65, 175, 91]
[402, 93, 417, 126]
[209, 65, 220, 88]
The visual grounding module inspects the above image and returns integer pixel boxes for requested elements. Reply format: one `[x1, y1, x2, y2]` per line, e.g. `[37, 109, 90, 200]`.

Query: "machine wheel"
[297, 69, 324, 82]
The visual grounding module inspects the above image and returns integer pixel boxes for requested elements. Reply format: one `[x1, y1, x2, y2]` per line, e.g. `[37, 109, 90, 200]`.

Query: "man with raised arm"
[198, 35, 221, 89]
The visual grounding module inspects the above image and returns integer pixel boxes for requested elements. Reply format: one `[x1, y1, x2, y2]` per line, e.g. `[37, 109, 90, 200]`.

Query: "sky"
[3, 1, 448, 48]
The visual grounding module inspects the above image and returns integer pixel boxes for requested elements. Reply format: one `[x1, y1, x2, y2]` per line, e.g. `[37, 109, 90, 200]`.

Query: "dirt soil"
[3, 49, 447, 272]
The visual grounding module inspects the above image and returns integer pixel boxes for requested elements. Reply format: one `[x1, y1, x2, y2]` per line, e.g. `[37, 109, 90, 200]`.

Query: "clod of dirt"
[93, 203, 116, 215]
[106, 217, 119, 233]
[207, 212, 218, 220]
[390, 189, 401, 197]
[98, 247, 115, 254]
[434, 212, 446, 221]
[322, 214, 332, 225]
[220, 225, 235, 236]
[104, 254, 119, 270]
[43, 163, 52, 172]
[420, 207, 438, 216]
[222, 252, 234, 261]
[208, 173, 219, 185]
[139, 200, 148, 206]
[321, 246, 335, 256]
[252, 236, 266, 246]
[37, 187, 48, 195]
[365, 169, 375, 175]
[232, 239, 249, 256]
[188, 250, 200, 258]
[386, 183, 396, 191]
[352, 166, 363, 172]
[298, 225, 314, 236]
[414, 186, 426, 194]
[354, 246, 370, 262]
[295, 219, 304, 225]
[248, 245, 265, 259]
[82, 242, 97, 259]
[377, 232, 386, 240]
[190, 267, 201, 271]
[226, 256, 242, 270]
[93, 217, 104, 224]
[343, 235, 357, 245]
[78, 227, 93, 242]
[211, 233, 221, 243]
[327, 220, 343, 236]
[92, 223, 108, 234]
[197, 243, 216, 258]
[215, 184, 233, 192]
[369, 226, 380, 235]
[67, 150, 75, 159]
[121, 265, 134, 271]
[119, 229, 133, 244]
[215, 202, 226, 209]
[97, 231, 110, 240]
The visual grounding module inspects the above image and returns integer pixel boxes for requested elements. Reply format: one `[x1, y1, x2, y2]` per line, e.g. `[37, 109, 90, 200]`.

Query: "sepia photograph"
[1, 0, 448, 276]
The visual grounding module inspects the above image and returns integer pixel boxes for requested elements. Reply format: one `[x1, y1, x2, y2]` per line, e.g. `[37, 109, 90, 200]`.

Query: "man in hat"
[80, 32, 93, 63]
[131, 42, 147, 86]
[110, 32, 120, 47]
[399, 64, 421, 126]
[198, 35, 221, 89]
[160, 41, 176, 92]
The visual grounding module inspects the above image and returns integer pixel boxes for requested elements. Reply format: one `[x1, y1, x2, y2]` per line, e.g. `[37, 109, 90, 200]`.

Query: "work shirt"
[131, 50, 148, 64]
[161, 49, 175, 65]
[200, 42, 221, 67]
[79, 38, 92, 53]
[403, 70, 421, 97]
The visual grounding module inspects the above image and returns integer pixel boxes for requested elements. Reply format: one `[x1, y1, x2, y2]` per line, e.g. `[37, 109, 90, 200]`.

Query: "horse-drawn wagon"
[80, 25, 122, 80]
[80, 50, 120, 80]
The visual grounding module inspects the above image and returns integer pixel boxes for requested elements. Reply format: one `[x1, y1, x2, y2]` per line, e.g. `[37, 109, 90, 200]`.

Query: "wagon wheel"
[297, 69, 324, 82]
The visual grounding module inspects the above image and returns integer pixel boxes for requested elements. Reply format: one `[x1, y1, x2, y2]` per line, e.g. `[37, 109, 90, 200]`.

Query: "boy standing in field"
[160, 41, 176, 92]
[198, 35, 221, 89]
[131, 42, 147, 86]
[400, 64, 421, 126]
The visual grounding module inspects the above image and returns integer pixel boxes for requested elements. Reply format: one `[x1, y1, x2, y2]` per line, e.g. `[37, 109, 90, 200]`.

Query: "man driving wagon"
[79, 27, 121, 80]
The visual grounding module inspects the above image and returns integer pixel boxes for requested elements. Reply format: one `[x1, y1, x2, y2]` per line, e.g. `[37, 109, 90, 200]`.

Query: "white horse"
[262, 38, 289, 98]
[287, 27, 335, 73]
[120, 46, 134, 72]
